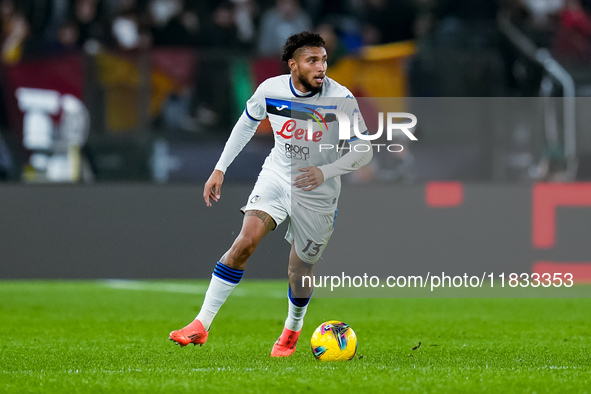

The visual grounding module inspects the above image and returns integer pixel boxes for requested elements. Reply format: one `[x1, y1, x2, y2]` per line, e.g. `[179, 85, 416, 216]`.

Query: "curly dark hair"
[281, 31, 326, 63]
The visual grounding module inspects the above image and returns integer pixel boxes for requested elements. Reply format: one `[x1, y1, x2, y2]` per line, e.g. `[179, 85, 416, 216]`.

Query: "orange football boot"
[169, 319, 208, 347]
[270, 327, 301, 357]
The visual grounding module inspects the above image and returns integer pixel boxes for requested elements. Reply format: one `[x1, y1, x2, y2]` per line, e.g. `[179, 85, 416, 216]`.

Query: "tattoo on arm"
[245, 210, 277, 232]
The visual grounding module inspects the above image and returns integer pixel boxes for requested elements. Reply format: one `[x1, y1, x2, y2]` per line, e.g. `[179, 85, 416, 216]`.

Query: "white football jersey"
[244, 74, 367, 213]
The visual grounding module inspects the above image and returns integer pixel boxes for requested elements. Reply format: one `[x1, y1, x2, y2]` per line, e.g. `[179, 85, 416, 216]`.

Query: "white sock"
[196, 274, 239, 331]
[284, 298, 309, 332]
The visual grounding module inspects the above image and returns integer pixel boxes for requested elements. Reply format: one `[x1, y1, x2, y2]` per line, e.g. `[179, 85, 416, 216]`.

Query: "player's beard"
[298, 74, 322, 95]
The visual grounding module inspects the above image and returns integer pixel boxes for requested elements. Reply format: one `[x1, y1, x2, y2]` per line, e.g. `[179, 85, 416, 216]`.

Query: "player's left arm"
[293, 139, 373, 191]
[294, 91, 373, 191]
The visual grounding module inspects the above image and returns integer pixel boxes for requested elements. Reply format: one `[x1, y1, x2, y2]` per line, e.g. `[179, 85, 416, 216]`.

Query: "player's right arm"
[203, 169, 224, 207]
[204, 83, 267, 206]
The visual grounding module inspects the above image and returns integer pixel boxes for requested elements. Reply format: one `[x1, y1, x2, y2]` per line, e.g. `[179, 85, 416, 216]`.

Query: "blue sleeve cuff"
[245, 107, 264, 122]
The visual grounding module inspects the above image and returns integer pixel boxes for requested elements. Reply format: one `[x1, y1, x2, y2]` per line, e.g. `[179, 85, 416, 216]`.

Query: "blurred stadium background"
[1, 0, 591, 280]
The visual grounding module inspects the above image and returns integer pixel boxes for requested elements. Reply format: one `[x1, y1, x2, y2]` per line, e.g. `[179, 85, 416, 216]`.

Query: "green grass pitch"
[1, 280, 590, 392]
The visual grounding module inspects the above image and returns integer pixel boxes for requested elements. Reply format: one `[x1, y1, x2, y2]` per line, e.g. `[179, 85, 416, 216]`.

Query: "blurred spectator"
[519, 0, 565, 28]
[429, 0, 499, 49]
[71, 0, 106, 47]
[306, 1, 364, 54]
[413, 0, 437, 39]
[200, 1, 246, 49]
[44, 0, 71, 46]
[55, 19, 81, 50]
[0, 131, 13, 179]
[190, 2, 253, 130]
[362, 0, 417, 45]
[410, 0, 504, 96]
[552, 0, 591, 64]
[109, 0, 148, 50]
[232, 0, 258, 45]
[0, 0, 30, 63]
[148, 0, 199, 46]
[316, 23, 347, 64]
[23, 0, 51, 44]
[435, 0, 499, 22]
[258, 0, 312, 57]
[304, 0, 350, 26]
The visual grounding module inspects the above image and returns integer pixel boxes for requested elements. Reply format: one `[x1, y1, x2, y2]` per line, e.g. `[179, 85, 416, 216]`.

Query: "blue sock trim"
[288, 286, 312, 307]
[333, 209, 338, 230]
[213, 262, 244, 284]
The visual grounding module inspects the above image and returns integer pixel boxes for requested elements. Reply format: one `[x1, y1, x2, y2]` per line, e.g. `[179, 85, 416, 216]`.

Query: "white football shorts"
[242, 169, 337, 264]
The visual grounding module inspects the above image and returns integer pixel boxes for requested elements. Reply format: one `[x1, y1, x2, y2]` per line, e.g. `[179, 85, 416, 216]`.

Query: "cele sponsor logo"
[285, 143, 310, 160]
[276, 119, 323, 142]
[311, 110, 417, 153]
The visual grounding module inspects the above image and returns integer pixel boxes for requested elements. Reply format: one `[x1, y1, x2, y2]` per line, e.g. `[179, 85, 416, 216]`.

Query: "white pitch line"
[99, 280, 211, 295]
[98, 280, 284, 298]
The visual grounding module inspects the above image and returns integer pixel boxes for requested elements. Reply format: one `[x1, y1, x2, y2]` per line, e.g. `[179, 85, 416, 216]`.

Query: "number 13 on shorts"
[302, 239, 324, 258]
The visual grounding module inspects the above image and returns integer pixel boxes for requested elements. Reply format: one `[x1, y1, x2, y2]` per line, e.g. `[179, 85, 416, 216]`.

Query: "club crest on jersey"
[250, 195, 261, 204]
[305, 107, 329, 132]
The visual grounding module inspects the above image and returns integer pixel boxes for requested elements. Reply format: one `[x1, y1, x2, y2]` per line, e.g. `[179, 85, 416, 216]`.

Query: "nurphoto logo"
[307, 109, 418, 153]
